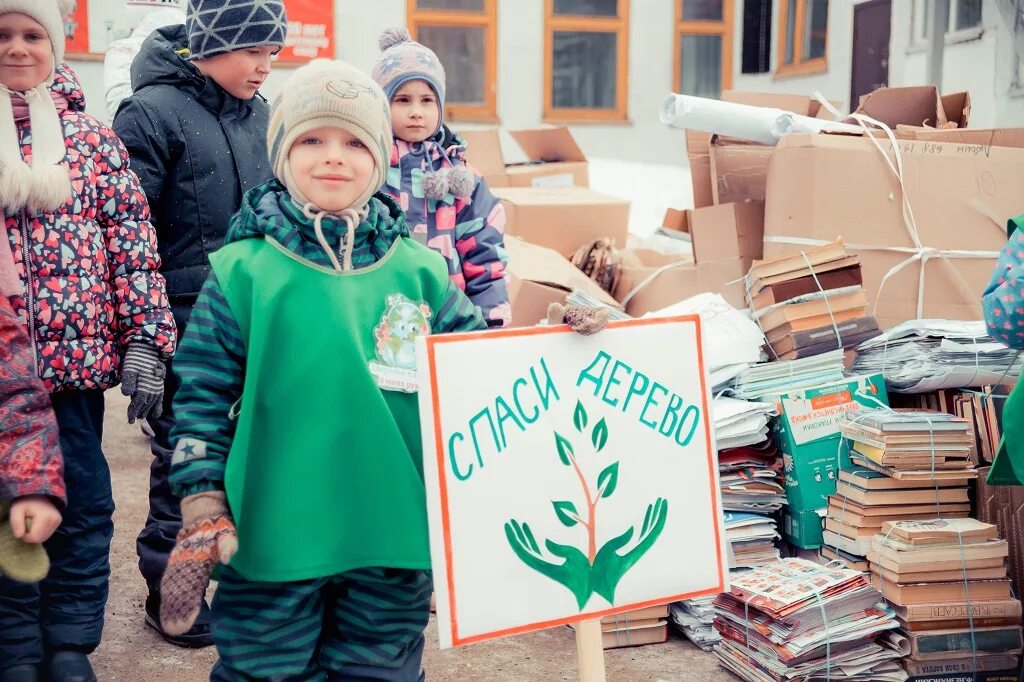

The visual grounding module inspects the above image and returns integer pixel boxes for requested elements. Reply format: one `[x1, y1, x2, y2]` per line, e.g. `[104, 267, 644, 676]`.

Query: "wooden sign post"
[417, 316, 729, 673]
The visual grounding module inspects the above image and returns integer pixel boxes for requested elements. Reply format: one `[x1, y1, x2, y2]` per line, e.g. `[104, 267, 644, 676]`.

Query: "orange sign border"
[424, 314, 725, 647]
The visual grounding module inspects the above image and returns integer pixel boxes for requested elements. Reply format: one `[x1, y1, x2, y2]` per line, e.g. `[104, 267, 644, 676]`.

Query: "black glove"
[121, 342, 166, 424]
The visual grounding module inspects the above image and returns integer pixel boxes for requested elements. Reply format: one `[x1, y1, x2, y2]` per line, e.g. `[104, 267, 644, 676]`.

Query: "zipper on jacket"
[18, 210, 39, 371]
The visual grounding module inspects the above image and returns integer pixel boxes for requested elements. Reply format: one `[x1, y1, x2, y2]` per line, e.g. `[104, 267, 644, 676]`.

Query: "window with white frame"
[912, 0, 983, 45]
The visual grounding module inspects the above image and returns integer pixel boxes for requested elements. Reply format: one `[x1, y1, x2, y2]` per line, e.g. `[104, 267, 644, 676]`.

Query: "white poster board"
[417, 316, 728, 648]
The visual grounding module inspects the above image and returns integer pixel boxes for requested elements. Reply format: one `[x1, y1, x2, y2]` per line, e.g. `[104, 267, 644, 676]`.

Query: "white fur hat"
[0, 0, 66, 68]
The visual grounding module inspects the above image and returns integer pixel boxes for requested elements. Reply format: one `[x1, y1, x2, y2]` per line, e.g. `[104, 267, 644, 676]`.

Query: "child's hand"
[10, 496, 62, 544]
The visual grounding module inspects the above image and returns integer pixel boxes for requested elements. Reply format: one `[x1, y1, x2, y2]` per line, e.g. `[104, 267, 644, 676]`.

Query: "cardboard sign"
[63, 0, 333, 61]
[417, 317, 727, 648]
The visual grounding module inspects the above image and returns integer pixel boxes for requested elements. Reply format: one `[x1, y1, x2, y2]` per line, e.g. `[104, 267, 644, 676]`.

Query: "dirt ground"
[93, 391, 728, 681]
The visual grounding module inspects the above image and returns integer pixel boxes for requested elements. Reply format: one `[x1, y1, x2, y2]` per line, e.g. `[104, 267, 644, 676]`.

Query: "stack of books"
[713, 558, 907, 681]
[824, 410, 976, 561]
[868, 519, 1023, 681]
[670, 597, 720, 651]
[892, 387, 1012, 465]
[745, 239, 880, 361]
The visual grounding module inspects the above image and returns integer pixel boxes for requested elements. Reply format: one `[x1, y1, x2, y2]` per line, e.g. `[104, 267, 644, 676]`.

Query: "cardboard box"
[505, 237, 621, 328]
[686, 130, 715, 209]
[459, 128, 510, 188]
[710, 137, 773, 205]
[783, 508, 825, 550]
[852, 85, 970, 129]
[494, 187, 629, 258]
[763, 133, 1024, 328]
[686, 92, 832, 209]
[775, 374, 888, 512]
[898, 126, 1024, 150]
[614, 201, 764, 316]
[506, 128, 589, 188]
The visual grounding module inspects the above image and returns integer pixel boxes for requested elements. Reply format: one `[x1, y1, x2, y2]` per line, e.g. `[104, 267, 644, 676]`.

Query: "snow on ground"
[588, 157, 694, 241]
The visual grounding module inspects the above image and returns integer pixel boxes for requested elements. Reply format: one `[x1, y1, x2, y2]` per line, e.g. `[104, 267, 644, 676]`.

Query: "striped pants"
[209, 566, 431, 681]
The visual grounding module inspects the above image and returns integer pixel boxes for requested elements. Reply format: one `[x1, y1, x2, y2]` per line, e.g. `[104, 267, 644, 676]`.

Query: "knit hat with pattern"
[185, 0, 287, 60]
[127, 0, 185, 6]
[268, 59, 392, 211]
[371, 27, 446, 133]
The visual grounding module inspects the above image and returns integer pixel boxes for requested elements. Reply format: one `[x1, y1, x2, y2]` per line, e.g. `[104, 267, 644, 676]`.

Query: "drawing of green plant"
[504, 400, 668, 611]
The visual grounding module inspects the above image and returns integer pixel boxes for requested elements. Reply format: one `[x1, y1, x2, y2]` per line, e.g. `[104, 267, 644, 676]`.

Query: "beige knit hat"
[0, 0, 72, 214]
[268, 59, 393, 212]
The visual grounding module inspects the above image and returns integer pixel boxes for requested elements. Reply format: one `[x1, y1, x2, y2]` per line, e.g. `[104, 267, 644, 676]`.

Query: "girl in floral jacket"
[0, 2, 175, 680]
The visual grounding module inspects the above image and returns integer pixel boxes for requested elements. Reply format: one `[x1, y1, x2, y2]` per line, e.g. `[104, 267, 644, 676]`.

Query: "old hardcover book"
[839, 469, 965, 490]
[833, 481, 969, 506]
[870, 575, 1013, 605]
[827, 496, 972, 517]
[751, 266, 865, 310]
[755, 289, 867, 335]
[908, 625, 1023, 659]
[881, 518, 998, 546]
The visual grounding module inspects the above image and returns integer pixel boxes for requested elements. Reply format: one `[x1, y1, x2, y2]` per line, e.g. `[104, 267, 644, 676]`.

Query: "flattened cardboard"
[459, 128, 509, 187]
[494, 187, 629, 258]
[686, 130, 715, 209]
[505, 237, 621, 328]
[763, 133, 1023, 328]
[507, 127, 589, 188]
[685, 200, 765, 269]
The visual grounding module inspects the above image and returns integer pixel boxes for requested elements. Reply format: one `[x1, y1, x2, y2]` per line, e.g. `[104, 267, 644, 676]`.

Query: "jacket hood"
[52, 63, 87, 113]
[130, 24, 258, 115]
[225, 180, 410, 256]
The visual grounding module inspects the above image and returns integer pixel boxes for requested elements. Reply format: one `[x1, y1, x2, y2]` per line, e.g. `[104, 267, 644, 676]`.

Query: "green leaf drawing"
[597, 462, 620, 499]
[573, 400, 588, 432]
[592, 418, 609, 452]
[554, 432, 574, 466]
[591, 498, 668, 604]
[552, 500, 581, 527]
[505, 520, 593, 610]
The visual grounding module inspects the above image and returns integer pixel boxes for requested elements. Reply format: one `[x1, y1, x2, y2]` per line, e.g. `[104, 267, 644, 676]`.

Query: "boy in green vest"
[154, 56, 607, 679]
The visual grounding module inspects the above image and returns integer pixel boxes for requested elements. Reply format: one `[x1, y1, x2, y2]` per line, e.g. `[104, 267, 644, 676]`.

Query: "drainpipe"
[927, 0, 950, 88]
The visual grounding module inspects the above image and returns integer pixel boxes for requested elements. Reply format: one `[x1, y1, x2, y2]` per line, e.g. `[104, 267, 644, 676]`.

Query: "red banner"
[62, 0, 334, 62]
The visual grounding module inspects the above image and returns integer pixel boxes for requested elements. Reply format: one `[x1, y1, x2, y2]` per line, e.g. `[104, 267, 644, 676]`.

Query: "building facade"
[66, 0, 1024, 168]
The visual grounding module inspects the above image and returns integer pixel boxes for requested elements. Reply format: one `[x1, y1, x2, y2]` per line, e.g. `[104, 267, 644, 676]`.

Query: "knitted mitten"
[547, 303, 611, 336]
[160, 491, 237, 636]
[0, 500, 49, 583]
[120, 342, 166, 424]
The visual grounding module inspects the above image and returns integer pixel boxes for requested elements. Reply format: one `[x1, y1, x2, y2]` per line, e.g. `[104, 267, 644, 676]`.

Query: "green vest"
[210, 236, 451, 582]
[987, 384, 1024, 486]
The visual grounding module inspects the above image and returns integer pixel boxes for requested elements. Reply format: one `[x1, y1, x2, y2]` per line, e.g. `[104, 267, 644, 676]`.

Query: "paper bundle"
[713, 558, 907, 681]
[853, 320, 1023, 393]
[671, 597, 721, 651]
[719, 442, 787, 513]
[726, 512, 781, 569]
[733, 350, 846, 401]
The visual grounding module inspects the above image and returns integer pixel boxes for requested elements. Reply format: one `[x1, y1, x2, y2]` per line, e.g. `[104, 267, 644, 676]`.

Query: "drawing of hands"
[590, 498, 669, 604]
[505, 520, 593, 609]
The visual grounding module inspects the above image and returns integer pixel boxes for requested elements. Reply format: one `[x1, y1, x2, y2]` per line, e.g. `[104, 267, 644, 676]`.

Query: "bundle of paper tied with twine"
[761, 94, 1005, 323]
[571, 239, 621, 297]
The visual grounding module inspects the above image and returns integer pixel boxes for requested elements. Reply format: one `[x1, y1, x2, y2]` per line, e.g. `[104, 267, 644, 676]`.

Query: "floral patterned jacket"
[4, 64, 175, 393]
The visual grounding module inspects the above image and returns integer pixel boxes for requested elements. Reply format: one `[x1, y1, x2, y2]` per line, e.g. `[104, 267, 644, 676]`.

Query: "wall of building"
[68, 0, 690, 166]
[889, 1, 1024, 128]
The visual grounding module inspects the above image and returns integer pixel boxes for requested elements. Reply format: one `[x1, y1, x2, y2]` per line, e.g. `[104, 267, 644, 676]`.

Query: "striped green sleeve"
[169, 273, 247, 497]
[432, 278, 488, 335]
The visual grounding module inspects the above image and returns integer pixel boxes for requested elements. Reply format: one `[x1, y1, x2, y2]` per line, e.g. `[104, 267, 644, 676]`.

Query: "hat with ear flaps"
[372, 27, 474, 201]
[0, 0, 74, 214]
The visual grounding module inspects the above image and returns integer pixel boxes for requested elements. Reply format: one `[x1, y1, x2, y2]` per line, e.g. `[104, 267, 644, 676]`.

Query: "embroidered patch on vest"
[369, 294, 432, 393]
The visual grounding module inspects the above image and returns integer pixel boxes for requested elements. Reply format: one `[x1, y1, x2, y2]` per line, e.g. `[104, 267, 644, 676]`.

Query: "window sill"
[542, 116, 633, 126]
[906, 26, 985, 54]
[446, 112, 502, 125]
[773, 58, 828, 80]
